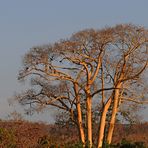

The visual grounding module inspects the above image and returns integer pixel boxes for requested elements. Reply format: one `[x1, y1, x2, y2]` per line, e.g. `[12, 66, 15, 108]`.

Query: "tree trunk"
[74, 83, 85, 146]
[107, 83, 121, 144]
[97, 98, 112, 148]
[77, 100, 86, 145]
[86, 90, 92, 147]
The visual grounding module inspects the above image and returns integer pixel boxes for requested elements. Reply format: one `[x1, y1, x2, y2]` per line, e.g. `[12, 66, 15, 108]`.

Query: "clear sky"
[0, 0, 148, 122]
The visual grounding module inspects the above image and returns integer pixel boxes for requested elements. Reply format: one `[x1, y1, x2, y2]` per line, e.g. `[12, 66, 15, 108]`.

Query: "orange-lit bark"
[74, 83, 85, 146]
[97, 98, 112, 148]
[107, 83, 121, 144]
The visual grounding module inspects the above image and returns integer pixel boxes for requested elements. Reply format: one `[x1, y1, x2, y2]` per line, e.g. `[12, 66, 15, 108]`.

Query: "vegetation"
[14, 24, 148, 147]
[0, 127, 16, 148]
[0, 120, 148, 147]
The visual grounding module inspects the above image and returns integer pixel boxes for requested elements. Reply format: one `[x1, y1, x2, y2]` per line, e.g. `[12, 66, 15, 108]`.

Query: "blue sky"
[0, 0, 148, 122]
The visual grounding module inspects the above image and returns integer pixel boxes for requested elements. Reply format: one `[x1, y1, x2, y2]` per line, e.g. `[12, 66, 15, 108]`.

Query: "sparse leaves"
[13, 24, 148, 147]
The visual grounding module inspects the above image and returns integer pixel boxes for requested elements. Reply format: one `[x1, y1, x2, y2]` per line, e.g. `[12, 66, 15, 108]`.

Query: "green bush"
[107, 139, 146, 148]
[37, 135, 59, 148]
[0, 127, 16, 148]
[101, 139, 146, 148]
[119, 139, 146, 148]
[64, 142, 84, 148]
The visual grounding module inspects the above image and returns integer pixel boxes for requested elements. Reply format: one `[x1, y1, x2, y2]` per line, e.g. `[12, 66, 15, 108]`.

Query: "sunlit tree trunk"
[86, 91, 92, 147]
[97, 98, 112, 148]
[74, 83, 85, 146]
[77, 102, 86, 146]
[107, 83, 121, 144]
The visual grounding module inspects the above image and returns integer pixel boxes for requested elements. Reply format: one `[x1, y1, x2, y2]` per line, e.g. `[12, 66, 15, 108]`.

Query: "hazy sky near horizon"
[0, 0, 148, 122]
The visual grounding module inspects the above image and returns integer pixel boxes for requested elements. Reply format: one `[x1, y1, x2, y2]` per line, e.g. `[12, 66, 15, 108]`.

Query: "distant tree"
[8, 110, 23, 121]
[15, 24, 148, 147]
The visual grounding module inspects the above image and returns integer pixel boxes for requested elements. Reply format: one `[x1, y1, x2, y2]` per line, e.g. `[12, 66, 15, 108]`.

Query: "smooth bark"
[107, 83, 121, 144]
[97, 98, 112, 148]
[74, 83, 85, 146]
[86, 90, 92, 147]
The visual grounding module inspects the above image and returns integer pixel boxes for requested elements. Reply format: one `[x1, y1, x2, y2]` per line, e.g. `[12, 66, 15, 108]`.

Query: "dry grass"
[0, 120, 147, 147]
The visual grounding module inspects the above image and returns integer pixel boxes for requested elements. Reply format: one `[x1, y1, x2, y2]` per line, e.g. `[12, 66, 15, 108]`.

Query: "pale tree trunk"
[97, 98, 112, 148]
[74, 83, 85, 146]
[77, 102, 86, 146]
[107, 83, 121, 144]
[86, 89, 92, 147]
[84, 55, 102, 147]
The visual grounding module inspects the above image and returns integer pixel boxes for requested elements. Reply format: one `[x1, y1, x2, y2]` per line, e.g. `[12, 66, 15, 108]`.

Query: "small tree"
[8, 110, 23, 121]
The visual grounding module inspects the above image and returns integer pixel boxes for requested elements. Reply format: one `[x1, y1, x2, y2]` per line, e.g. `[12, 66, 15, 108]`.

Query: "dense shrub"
[107, 139, 146, 148]
[36, 135, 59, 148]
[0, 127, 16, 148]
[0, 121, 147, 147]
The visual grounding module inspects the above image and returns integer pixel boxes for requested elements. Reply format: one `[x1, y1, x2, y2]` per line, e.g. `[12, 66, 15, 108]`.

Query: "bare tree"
[15, 24, 148, 147]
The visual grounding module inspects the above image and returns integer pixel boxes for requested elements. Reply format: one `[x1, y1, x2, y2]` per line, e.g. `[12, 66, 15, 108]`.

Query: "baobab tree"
[15, 24, 148, 147]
